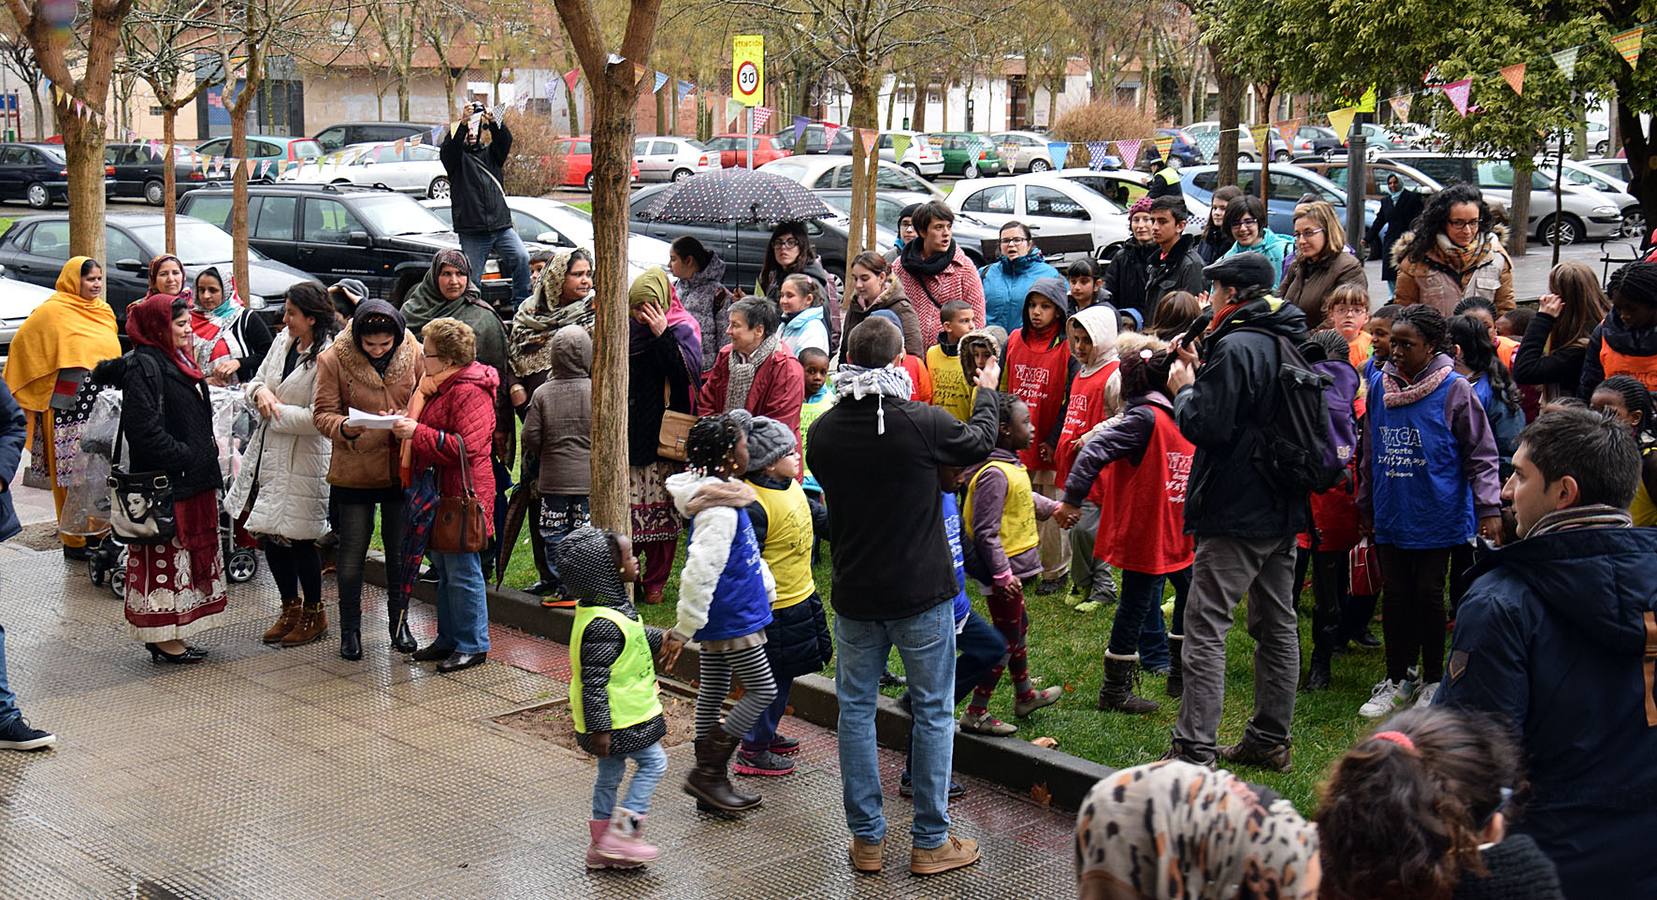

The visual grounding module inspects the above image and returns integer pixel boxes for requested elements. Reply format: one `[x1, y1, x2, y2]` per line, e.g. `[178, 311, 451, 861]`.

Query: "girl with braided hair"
[1358, 304, 1502, 719]
[663, 412, 778, 813]
[1589, 374, 1657, 525]
[1579, 260, 1657, 397]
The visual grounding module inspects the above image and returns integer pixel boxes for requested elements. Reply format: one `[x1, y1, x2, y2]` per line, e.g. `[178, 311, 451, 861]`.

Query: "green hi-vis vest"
[570, 606, 663, 734]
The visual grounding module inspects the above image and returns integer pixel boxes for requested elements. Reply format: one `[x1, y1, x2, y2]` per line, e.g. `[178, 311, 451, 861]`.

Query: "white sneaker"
[1359, 679, 1409, 718]
[1414, 681, 1440, 708]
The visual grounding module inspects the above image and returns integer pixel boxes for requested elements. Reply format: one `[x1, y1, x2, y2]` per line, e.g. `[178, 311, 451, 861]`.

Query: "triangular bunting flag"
[822, 123, 841, 145]
[260, 160, 271, 178]
[1046, 141, 1069, 168]
[1389, 95, 1413, 123]
[652, 71, 669, 94]
[792, 115, 810, 146]
[409, 134, 421, 147]
[1613, 27, 1644, 69]
[1086, 141, 1111, 168]
[1441, 79, 1472, 117]
[724, 98, 743, 128]
[563, 69, 580, 92]
[1552, 47, 1580, 81]
[430, 125, 444, 145]
[677, 81, 694, 104]
[393, 138, 405, 154]
[1113, 139, 1143, 166]
[1327, 107, 1357, 137]
[857, 128, 878, 157]
[752, 107, 774, 130]
[1500, 63, 1526, 96]
[1249, 125, 1272, 155]
[1152, 135, 1174, 160]
[244, 158, 256, 177]
[1275, 119, 1302, 145]
[893, 133, 912, 163]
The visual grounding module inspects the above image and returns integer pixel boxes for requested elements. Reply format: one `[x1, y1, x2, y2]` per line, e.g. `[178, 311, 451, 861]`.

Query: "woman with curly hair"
[1393, 183, 1515, 316]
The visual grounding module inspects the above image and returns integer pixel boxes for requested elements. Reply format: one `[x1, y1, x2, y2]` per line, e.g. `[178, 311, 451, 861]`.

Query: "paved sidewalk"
[0, 520, 1074, 897]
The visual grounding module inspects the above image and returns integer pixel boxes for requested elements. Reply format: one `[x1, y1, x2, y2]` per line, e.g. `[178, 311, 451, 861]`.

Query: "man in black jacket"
[1164, 252, 1309, 771]
[1135, 195, 1206, 321]
[807, 316, 1000, 877]
[440, 105, 531, 305]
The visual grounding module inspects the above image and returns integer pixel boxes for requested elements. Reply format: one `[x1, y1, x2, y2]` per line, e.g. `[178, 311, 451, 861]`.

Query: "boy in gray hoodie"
[521, 325, 592, 607]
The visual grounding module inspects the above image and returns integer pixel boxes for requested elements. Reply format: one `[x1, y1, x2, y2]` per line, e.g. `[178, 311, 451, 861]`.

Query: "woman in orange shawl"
[1, 256, 122, 555]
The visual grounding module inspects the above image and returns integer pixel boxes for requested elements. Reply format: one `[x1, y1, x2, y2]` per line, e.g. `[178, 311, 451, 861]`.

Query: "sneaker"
[1033, 579, 1065, 596]
[732, 748, 796, 777]
[1218, 736, 1293, 773]
[899, 772, 967, 799]
[958, 711, 1017, 736]
[0, 717, 57, 751]
[1359, 679, 1412, 718]
[767, 733, 800, 756]
[1013, 685, 1063, 717]
[1354, 629, 1382, 649]
[910, 834, 981, 876]
[1414, 681, 1441, 708]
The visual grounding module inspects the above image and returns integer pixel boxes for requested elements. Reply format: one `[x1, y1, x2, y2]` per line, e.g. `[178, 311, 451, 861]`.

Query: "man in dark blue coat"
[1437, 407, 1657, 898]
[0, 379, 57, 751]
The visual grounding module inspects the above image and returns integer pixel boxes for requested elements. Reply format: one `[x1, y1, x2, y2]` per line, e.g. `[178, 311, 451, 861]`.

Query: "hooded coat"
[778, 304, 829, 356]
[841, 273, 924, 357]
[762, 256, 843, 356]
[439, 120, 512, 234]
[401, 251, 515, 457]
[1578, 307, 1657, 398]
[1392, 227, 1515, 315]
[1054, 306, 1123, 486]
[1437, 525, 1657, 900]
[226, 328, 331, 540]
[666, 473, 775, 643]
[1002, 277, 1078, 466]
[980, 248, 1062, 333]
[312, 300, 424, 491]
[676, 253, 732, 372]
[521, 325, 592, 495]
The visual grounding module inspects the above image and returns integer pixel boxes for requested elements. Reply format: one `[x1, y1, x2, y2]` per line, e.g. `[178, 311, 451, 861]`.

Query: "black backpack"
[1237, 327, 1343, 495]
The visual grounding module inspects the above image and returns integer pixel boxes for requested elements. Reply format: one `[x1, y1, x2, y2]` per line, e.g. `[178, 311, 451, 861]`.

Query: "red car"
[554, 136, 640, 190]
[704, 133, 790, 169]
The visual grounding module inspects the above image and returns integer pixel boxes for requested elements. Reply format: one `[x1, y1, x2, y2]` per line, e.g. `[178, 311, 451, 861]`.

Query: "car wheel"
[901, 162, 920, 176]
[1238, 152, 1255, 163]
[427, 176, 451, 200]
[1029, 158, 1051, 173]
[671, 168, 693, 182]
[1274, 150, 1290, 163]
[961, 162, 976, 178]
[1623, 207, 1646, 240]
[143, 180, 165, 206]
[584, 172, 595, 191]
[26, 182, 50, 209]
[1596, 140, 1609, 156]
[1538, 214, 1582, 247]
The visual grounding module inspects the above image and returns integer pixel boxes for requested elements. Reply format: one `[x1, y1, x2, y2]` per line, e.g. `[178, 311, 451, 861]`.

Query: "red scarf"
[125, 293, 205, 382]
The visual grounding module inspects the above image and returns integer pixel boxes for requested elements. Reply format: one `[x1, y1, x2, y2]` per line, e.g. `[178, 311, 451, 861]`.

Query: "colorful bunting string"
[1552, 47, 1580, 80]
[652, 71, 669, 94]
[1500, 63, 1527, 95]
[1613, 26, 1645, 68]
[752, 107, 773, 130]
[1442, 79, 1473, 117]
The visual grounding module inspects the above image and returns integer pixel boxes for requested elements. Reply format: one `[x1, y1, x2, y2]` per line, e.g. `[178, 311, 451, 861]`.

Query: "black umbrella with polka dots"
[634, 167, 833, 224]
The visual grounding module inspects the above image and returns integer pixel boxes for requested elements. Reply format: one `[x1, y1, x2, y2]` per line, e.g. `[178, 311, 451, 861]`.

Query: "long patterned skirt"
[628, 461, 682, 543]
[26, 380, 100, 546]
[124, 490, 228, 642]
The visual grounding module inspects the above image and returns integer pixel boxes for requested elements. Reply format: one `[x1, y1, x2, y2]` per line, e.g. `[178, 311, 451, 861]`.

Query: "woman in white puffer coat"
[228, 283, 336, 650]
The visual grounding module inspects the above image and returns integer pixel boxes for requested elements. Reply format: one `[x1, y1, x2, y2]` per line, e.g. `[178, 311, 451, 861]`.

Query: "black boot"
[387, 600, 417, 654]
[339, 630, 362, 661]
[1304, 645, 1333, 691]
[684, 730, 761, 812]
[1096, 652, 1159, 714]
[1166, 634, 1184, 699]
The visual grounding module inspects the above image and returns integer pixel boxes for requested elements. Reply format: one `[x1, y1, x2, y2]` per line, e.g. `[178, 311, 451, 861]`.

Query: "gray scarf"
[1526, 503, 1633, 539]
[834, 363, 915, 435]
[726, 331, 781, 413]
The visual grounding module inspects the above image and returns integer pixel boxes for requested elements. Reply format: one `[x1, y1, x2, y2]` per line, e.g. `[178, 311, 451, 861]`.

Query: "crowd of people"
[0, 142, 1651, 897]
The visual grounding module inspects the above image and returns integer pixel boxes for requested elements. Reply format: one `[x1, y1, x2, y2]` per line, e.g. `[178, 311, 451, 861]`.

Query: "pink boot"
[585, 820, 621, 869]
[604, 807, 659, 865]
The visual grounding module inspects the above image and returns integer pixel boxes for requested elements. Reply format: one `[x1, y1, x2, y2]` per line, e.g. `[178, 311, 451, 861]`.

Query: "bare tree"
[420, 0, 480, 111]
[363, 0, 421, 119]
[0, 15, 46, 140]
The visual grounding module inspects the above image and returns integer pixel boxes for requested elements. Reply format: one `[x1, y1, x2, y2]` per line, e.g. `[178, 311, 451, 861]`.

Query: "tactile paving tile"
[0, 546, 1076, 897]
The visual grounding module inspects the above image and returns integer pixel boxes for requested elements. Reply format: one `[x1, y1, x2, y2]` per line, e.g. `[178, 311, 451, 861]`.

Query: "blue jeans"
[741, 681, 793, 752]
[1130, 567, 1191, 670]
[0, 624, 18, 726]
[431, 551, 490, 654]
[592, 741, 668, 819]
[460, 227, 532, 305]
[836, 601, 956, 849]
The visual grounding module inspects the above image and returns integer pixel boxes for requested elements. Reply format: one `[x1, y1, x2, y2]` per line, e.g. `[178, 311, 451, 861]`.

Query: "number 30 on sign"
[733, 35, 764, 108]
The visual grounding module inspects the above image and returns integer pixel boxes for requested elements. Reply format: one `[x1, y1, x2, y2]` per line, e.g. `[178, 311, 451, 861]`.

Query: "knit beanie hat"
[744, 415, 796, 475]
[1128, 196, 1154, 216]
[869, 309, 903, 330]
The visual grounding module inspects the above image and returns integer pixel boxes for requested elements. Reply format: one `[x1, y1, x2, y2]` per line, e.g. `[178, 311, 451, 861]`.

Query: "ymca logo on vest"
[1164, 451, 1192, 504]
[1377, 424, 1427, 474]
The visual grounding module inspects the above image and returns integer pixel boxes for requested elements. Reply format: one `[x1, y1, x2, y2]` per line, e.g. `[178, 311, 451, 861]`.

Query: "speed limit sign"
[732, 35, 764, 107]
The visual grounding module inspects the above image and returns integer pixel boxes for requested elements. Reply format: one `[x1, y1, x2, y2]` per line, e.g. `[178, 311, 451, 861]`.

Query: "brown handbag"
[656, 381, 695, 462]
[430, 434, 489, 553]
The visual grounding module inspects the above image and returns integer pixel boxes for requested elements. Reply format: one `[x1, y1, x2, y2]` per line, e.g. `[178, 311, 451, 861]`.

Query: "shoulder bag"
[430, 434, 489, 553]
[107, 359, 177, 545]
[657, 380, 695, 462]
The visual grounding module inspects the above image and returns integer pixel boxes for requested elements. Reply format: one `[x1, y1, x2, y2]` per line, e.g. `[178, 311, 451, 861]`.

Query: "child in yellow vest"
[732, 415, 833, 777]
[959, 393, 1063, 735]
[559, 525, 667, 870]
[927, 300, 978, 419]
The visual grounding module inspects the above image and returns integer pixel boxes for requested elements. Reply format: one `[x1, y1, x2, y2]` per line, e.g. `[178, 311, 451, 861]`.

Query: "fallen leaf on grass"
[1030, 783, 1053, 806]
[1031, 736, 1060, 750]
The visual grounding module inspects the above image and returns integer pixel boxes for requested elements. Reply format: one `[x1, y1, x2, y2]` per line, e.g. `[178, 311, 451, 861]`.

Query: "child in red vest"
[1293, 329, 1362, 692]
[1055, 334, 1194, 712]
[1055, 305, 1122, 612]
[959, 393, 1062, 736]
[1002, 277, 1078, 596]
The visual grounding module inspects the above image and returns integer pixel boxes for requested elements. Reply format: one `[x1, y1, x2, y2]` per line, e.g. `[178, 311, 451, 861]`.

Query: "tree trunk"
[848, 68, 878, 263]
[1615, 88, 1653, 251]
[163, 107, 179, 253]
[398, 78, 410, 120]
[59, 106, 108, 262]
[884, 78, 897, 130]
[911, 76, 927, 132]
[1508, 156, 1531, 257]
[29, 87, 42, 140]
[225, 63, 260, 308]
[1212, 49, 1243, 189]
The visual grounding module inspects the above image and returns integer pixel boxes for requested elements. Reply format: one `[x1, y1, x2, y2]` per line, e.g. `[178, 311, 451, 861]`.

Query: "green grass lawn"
[569, 200, 592, 213]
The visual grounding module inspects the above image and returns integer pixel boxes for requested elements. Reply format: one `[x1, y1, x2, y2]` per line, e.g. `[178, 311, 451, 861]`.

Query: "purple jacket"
[966, 447, 1058, 581]
[1314, 358, 1358, 469]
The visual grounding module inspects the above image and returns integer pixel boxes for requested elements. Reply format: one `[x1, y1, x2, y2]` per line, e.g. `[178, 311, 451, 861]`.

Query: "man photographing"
[440, 102, 532, 306]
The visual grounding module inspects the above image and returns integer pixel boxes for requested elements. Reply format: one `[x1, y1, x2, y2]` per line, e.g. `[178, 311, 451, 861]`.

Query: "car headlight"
[1595, 206, 1620, 215]
[246, 294, 267, 310]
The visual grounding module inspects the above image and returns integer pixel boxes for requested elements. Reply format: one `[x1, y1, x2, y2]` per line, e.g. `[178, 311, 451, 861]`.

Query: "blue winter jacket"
[1436, 525, 1657, 900]
[980, 250, 1062, 333]
[666, 473, 775, 642]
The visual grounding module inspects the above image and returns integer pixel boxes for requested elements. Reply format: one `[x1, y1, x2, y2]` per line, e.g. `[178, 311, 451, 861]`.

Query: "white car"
[1184, 121, 1290, 162]
[0, 268, 54, 357]
[757, 155, 945, 198]
[1047, 168, 1209, 236]
[421, 195, 672, 284]
[876, 131, 945, 178]
[946, 173, 1130, 263]
[1553, 157, 1643, 237]
[990, 131, 1059, 173]
[633, 136, 720, 183]
[278, 141, 450, 198]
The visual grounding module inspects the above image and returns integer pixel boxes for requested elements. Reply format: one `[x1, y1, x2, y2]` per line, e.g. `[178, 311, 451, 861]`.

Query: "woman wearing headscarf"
[314, 298, 424, 659]
[757, 221, 842, 355]
[92, 293, 226, 664]
[189, 266, 272, 387]
[2, 257, 122, 558]
[507, 247, 594, 406]
[1074, 760, 1321, 899]
[148, 253, 188, 301]
[669, 235, 732, 372]
[626, 267, 701, 605]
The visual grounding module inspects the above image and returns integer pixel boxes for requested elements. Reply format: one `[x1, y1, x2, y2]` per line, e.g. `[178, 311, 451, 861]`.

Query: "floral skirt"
[629, 461, 682, 544]
[125, 490, 228, 642]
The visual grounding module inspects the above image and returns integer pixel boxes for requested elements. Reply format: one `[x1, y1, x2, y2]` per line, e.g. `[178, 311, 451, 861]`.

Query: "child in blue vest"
[733, 415, 832, 779]
[664, 412, 778, 813]
[1358, 305, 1502, 720]
[560, 525, 666, 870]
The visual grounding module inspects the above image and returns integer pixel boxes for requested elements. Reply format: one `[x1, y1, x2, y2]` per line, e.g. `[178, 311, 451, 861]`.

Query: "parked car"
[312, 121, 441, 153]
[1184, 121, 1290, 163]
[633, 136, 720, 183]
[1552, 158, 1643, 238]
[926, 132, 1008, 178]
[1377, 152, 1624, 245]
[991, 131, 1061, 172]
[0, 143, 113, 209]
[1346, 123, 1399, 153]
[815, 189, 996, 265]
[1292, 125, 1343, 158]
[106, 142, 206, 205]
[551, 136, 640, 190]
[947, 173, 1130, 264]
[1048, 168, 1209, 235]
[704, 133, 790, 168]
[0, 212, 308, 324]
[0, 269, 57, 356]
[1181, 163, 1378, 235]
[1296, 159, 1444, 201]
[1586, 120, 1611, 156]
[1580, 157, 1633, 183]
[772, 123, 854, 156]
[194, 135, 322, 169]
[876, 131, 945, 178]
[277, 141, 449, 197]
[757, 154, 945, 198]
[179, 183, 512, 310]
[1143, 128, 1204, 168]
[422, 195, 673, 284]
[628, 183, 877, 292]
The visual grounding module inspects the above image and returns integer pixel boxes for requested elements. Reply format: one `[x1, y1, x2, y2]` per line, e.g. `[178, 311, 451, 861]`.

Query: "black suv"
[178, 183, 511, 310]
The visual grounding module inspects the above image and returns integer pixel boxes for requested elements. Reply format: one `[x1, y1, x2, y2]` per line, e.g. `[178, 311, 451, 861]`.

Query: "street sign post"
[733, 35, 763, 169]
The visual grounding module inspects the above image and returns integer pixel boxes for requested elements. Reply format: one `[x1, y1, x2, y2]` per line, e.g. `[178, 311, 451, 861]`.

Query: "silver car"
[633, 137, 721, 183]
[990, 131, 1058, 172]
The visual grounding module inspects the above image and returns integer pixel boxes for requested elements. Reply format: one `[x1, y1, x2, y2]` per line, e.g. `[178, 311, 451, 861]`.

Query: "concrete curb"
[366, 555, 1113, 812]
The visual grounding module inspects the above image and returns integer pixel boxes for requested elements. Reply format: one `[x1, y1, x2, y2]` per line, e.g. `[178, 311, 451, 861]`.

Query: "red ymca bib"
[1005, 330, 1071, 471]
[1055, 360, 1120, 491]
[1092, 404, 1195, 575]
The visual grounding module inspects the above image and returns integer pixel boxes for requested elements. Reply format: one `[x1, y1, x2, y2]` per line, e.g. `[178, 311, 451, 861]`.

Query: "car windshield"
[352, 194, 450, 235]
[760, 161, 810, 184]
[131, 221, 267, 264]
[291, 140, 322, 159]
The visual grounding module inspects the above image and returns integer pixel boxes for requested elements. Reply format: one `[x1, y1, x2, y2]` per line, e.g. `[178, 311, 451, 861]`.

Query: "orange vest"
[1600, 343, 1657, 392]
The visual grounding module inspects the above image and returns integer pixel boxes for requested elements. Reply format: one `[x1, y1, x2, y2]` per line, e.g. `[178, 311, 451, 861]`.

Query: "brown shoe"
[849, 837, 882, 874]
[280, 604, 328, 647]
[1218, 735, 1293, 773]
[910, 834, 980, 876]
[262, 598, 302, 644]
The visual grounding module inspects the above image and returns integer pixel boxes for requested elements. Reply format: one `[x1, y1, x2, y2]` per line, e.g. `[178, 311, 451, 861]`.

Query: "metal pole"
[747, 108, 754, 170]
[1346, 122, 1367, 264]
[1554, 126, 1567, 267]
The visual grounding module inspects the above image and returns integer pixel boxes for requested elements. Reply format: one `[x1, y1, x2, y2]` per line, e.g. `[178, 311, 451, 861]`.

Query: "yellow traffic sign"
[733, 35, 764, 107]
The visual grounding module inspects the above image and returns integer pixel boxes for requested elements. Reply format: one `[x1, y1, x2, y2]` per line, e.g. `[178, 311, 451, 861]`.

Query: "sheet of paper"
[346, 408, 402, 430]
